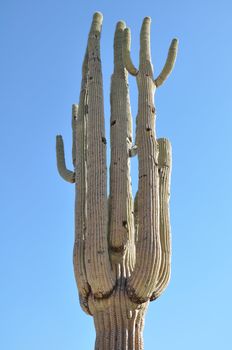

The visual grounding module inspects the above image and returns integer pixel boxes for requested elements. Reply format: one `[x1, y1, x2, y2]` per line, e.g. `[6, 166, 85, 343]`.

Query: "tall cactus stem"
[84, 12, 115, 297]
[127, 74, 161, 303]
[122, 19, 161, 303]
[73, 49, 90, 301]
[109, 21, 135, 268]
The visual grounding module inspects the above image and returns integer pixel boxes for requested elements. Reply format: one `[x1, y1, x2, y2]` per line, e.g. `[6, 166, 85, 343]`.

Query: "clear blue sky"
[1, 0, 232, 349]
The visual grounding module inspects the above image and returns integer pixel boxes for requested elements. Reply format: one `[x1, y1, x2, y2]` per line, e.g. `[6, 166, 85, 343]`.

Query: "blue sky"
[1, 0, 232, 349]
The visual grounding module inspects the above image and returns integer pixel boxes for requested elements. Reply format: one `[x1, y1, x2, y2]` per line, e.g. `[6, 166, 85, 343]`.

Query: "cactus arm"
[126, 80, 161, 303]
[84, 12, 115, 297]
[127, 17, 162, 303]
[109, 21, 135, 266]
[73, 49, 90, 301]
[122, 28, 139, 76]
[150, 138, 172, 301]
[56, 135, 75, 183]
[72, 104, 78, 167]
[154, 38, 178, 87]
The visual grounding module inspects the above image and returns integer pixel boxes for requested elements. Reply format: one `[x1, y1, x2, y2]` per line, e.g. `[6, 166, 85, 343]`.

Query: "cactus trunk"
[56, 12, 178, 349]
[93, 296, 147, 350]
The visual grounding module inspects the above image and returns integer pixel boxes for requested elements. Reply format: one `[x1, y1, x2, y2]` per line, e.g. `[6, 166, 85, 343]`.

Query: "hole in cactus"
[102, 137, 107, 144]
[122, 220, 128, 227]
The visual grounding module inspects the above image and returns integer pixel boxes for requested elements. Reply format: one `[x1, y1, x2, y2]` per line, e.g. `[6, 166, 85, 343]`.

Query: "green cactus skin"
[56, 12, 178, 350]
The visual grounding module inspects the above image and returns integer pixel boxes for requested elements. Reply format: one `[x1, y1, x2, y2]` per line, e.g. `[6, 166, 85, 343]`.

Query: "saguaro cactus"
[56, 12, 178, 350]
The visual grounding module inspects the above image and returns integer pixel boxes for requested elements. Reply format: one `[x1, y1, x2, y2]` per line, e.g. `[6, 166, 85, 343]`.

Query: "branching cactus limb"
[122, 17, 177, 303]
[122, 28, 138, 76]
[56, 103, 78, 183]
[154, 39, 178, 87]
[56, 135, 75, 183]
[56, 104, 78, 183]
[123, 17, 178, 85]
[56, 13, 177, 350]
[124, 18, 161, 304]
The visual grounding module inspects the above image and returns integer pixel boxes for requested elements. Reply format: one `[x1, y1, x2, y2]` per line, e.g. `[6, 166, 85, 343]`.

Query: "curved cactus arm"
[122, 28, 139, 76]
[72, 104, 78, 167]
[84, 12, 115, 297]
[150, 138, 172, 301]
[56, 135, 75, 183]
[109, 21, 135, 269]
[154, 38, 178, 87]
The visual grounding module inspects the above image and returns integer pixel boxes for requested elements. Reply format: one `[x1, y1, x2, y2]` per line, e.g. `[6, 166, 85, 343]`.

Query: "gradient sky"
[1, 0, 232, 349]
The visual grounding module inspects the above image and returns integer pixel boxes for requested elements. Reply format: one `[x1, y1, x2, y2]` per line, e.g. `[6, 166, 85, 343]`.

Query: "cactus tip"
[124, 27, 130, 36]
[93, 11, 103, 23]
[91, 12, 103, 33]
[171, 38, 178, 48]
[123, 28, 131, 46]
[116, 20, 126, 31]
[143, 16, 151, 23]
[72, 104, 78, 112]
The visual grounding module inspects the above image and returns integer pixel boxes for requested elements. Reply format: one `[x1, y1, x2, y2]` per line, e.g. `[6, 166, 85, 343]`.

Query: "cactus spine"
[56, 12, 178, 349]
